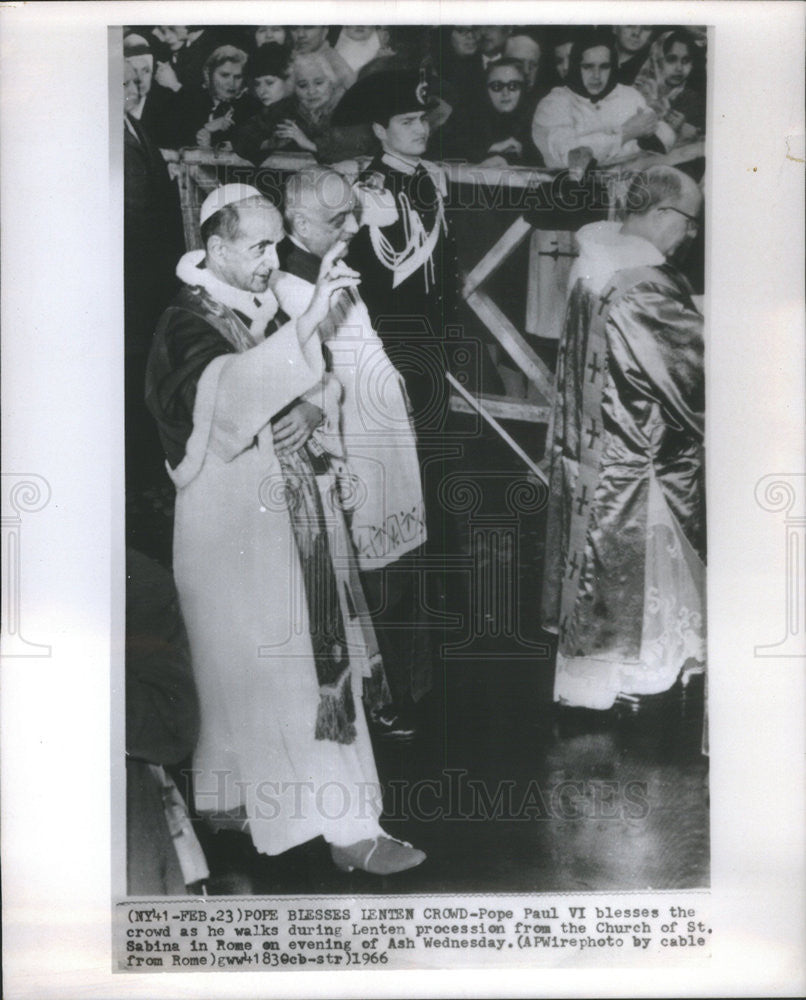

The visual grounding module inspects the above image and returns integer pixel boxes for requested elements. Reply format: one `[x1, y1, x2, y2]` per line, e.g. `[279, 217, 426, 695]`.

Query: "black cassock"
[124, 113, 184, 496]
[348, 156, 461, 554]
[348, 155, 460, 437]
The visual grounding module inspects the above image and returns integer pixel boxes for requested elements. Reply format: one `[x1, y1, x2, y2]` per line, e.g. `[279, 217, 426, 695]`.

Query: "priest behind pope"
[541, 165, 706, 712]
[274, 165, 431, 741]
[145, 184, 425, 876]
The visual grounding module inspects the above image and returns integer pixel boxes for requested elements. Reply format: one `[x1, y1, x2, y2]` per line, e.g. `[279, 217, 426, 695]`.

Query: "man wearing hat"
[124, 31, 181, 149]
[145, 185, 426, 876]
[335, 70, 461, 563]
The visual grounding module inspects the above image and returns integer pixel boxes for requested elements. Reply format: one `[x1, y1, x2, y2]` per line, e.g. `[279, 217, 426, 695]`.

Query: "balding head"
[621, 166, 703, 257]
[504, 34, 541, 88]
[284, 167, 359, 258]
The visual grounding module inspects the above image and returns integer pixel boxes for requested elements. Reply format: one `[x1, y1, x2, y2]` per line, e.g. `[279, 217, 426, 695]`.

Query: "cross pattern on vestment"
[597, 286, 615, 315]
[537, 243, 578, 262]
[587, 351, 602, 383]
[566, 550, 580, 579]
[586, 418, 601, 450]
[575, 485, 590, 516]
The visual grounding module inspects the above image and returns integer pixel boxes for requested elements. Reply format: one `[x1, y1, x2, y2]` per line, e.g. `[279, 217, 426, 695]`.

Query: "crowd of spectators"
[124, 24, 707, 169]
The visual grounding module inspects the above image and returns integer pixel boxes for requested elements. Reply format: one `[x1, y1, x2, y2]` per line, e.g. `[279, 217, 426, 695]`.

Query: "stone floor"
[132, 419, 708, 897]
[195, 672, 708, 896]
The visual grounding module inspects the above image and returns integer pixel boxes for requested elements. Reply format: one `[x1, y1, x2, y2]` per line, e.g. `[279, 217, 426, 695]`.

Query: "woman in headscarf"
[632, 28, 705, 140]
[532, 28, 677, 170]
[435, 58, 543, 167]
[547, 26, 579, 87]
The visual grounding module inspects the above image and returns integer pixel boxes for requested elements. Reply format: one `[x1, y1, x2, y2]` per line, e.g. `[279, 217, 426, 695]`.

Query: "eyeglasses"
[488, 80, 524, 92]
[659, 205, 700, 231]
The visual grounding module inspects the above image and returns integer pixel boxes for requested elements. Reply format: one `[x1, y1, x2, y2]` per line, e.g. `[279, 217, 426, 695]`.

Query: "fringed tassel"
[315, 673, 357, 745]
[362, 652, 393, 715]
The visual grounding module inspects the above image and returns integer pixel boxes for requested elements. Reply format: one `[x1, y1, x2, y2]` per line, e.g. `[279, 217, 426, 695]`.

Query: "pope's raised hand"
[296, 241, 360, 341]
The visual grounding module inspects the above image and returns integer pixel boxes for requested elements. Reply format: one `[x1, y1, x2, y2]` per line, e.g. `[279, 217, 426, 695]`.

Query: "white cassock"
[161, 252, 385, 855]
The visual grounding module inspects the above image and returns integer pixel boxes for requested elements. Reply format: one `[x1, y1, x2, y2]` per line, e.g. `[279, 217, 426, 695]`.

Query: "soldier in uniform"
[333, 70, 461, 559]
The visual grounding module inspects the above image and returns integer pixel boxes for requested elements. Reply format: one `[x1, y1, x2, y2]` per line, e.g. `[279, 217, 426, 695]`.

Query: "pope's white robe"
[152, 253, 384, 855]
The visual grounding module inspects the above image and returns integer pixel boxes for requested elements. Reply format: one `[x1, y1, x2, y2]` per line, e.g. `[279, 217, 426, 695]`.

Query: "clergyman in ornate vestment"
[144, 184, 425, 875]
[541, 165, 706, 710]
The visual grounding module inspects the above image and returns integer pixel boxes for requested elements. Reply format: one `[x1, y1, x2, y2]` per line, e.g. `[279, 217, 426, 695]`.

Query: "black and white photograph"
[1, 2, 804, 997]
[121, 16, 709, 902]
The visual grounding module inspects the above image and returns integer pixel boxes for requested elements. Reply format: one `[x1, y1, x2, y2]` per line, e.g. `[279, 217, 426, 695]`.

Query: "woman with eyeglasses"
[436, 58, 542, 167]
[428, 25, 482, 109]
[532, 28, 677, 172]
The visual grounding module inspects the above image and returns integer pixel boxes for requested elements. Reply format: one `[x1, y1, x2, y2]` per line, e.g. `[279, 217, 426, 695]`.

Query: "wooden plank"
[466, 288, 555, 403]
[180, 147, 255, 167]
[442, 160, 555, 190]
[176, 164, 203, 250]
[606, 138, 705, 171]
[450, 392, 550, 424]
[524, 230, 541, 335]
[187, 163, 224, 195]
[463, 215, 533, 297]
[447, 375, 548, 484]
[172, 140, 704, 182]
[441, 141, 704, 188]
